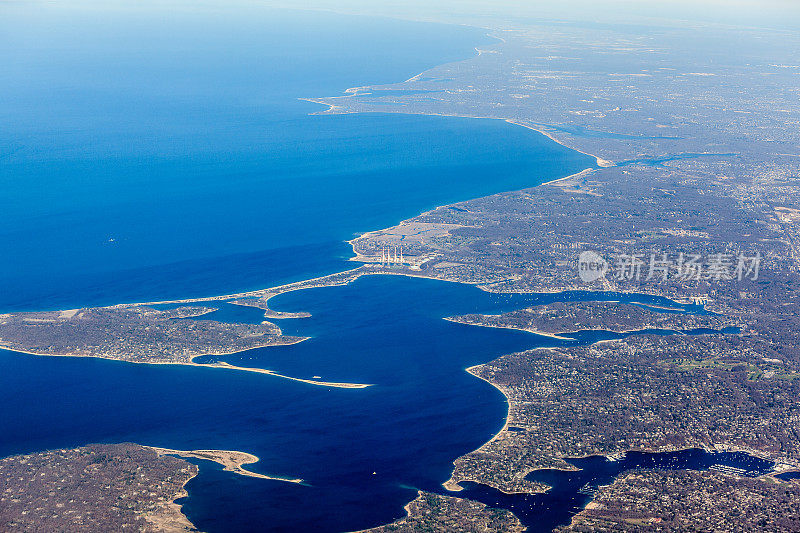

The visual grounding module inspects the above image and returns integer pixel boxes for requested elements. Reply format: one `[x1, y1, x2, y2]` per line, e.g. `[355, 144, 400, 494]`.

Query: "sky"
[260, 0, 800, 31]
[7, 1, 800, 31]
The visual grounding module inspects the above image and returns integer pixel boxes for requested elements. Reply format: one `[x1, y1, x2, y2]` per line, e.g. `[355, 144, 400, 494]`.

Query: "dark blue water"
[456, 448, 775, 532]
[0, 274, 740, 532]
[0, 2, 593, 312]
[0, 4, 761, 533]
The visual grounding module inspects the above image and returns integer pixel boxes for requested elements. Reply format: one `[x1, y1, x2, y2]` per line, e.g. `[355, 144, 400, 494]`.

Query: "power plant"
[379, 244, 404, 267]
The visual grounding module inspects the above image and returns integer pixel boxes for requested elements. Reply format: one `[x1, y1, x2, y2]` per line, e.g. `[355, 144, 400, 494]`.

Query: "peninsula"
[148, 447, 304, 484]
[0, 443, 199, 533]
[4, 4, 800, 532]
[304, 7, 800, 529]
[0, 304, 371, 388]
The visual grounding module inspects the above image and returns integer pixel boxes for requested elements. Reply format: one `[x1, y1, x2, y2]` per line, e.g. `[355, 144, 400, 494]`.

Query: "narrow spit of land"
[148, 447, 304, 484]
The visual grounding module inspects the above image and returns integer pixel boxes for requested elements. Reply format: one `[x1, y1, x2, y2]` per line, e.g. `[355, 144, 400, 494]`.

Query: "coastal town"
[307, 8, 800, 530]
[361, 492, 525, 533]
[445, 301, 738, 337]
[0, 305, 303, 364]
[2, 2, 800, 532]
[559, 470, 800, 532]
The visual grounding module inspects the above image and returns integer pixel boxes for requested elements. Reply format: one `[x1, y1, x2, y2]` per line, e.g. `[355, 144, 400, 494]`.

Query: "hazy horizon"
[22, 0, 800, 31]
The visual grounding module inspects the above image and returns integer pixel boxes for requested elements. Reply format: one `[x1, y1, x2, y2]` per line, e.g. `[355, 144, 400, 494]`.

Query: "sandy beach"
[149, 447, 304, 484]
[0, 345, 372, 389]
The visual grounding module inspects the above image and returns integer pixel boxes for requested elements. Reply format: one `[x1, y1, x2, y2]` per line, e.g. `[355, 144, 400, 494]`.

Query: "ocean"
[0, 2, 590, 311]
[0, 274, 744, 532]
[0, 4, 761, 532]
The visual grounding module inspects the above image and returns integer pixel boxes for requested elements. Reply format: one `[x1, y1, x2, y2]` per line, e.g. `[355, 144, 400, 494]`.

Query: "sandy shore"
[298, 96, 616, 169]
[143, 462, 201, 533]
[0, 345, 372, 389]
[149, 447, 304, 484]
[504, 119, 615, 167]
[539, 167, 597, 186]
[194, 361, 372, 388]
[442, 363, 550, 495]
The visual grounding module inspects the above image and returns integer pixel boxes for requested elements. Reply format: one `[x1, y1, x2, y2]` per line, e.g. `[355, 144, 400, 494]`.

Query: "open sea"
[0, 4, 772, 532]
[0, 2, 590, 311]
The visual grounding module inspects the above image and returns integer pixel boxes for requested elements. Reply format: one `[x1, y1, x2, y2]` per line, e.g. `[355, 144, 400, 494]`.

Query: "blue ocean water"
[0, 274, 728, 532]
[0, 2, 592, 311]
[0, 4, 762, 533]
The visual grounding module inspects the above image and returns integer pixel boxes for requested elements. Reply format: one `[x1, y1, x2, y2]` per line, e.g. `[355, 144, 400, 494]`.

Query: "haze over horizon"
[13, 0, 800, 30]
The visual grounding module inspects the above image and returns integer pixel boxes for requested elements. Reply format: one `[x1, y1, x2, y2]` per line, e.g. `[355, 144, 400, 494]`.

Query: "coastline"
[300, 99, 616, 170]
[0, 103, 748, 523]
[442, 363, 555, 496]
[8, 18, 779, 528]
[28, 33, 620, 319]
[504, 119, 615, 168]
[119, 266, 367, 309]
[145, 464, 201, 533]
[442, 317, 575, 341]
[298, 27, 616, 171]
[149, 447, 304, 484]
[444, 317, 729, 338]
[0, 345, 372, 389]
[8, 9, 800, 533]
[122, 268, 464, 316]
[444, 360, 798, 497]
[539, 167, 597, 186]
